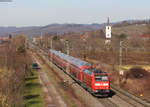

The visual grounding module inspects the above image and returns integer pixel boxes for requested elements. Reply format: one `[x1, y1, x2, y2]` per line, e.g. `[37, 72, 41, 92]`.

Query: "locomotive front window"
[83, 69, 92, 75]
[95, 76, 108, 81]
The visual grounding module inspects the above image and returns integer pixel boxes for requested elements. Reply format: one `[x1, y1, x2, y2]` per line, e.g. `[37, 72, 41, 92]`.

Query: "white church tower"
[105, 17, 112, 44]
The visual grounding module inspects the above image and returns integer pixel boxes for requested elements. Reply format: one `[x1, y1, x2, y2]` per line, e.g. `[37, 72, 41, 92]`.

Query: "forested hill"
[0, 19, 149, 37]
[0, 24, 104, 36]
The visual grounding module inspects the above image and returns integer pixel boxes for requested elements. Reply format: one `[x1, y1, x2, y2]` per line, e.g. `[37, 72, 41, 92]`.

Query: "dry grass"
[122, 67, 150, 100]
[113, 24, 150, 36]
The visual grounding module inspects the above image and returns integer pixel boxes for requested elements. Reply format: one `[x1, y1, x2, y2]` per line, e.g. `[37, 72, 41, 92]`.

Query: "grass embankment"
[24, 70, 44, 107]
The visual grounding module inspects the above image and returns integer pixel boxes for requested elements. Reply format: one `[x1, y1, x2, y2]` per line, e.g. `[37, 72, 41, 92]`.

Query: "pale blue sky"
[0, 0, 149, 27]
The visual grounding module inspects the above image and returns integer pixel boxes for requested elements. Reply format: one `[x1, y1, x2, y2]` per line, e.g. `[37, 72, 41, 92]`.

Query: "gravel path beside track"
[40, 71, 67, 107]
[33, 55, 67, 107]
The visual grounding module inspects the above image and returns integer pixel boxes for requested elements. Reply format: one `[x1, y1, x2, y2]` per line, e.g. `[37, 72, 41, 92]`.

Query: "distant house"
[32, 37, 41, 44]
[0, 37, 9, 44]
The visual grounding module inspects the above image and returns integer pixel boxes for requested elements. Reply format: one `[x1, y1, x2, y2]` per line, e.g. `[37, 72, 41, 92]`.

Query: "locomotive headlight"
[95, 83, 109, 86]
[103, 83, 109, 86]
[95, 83, 101, 86]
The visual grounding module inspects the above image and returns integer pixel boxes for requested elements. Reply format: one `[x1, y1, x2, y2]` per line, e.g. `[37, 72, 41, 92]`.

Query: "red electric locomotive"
[49, 50, 110, 96]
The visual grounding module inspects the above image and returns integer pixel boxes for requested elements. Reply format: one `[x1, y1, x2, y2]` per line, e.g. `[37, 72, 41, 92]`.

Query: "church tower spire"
[107, 17, 110, 25]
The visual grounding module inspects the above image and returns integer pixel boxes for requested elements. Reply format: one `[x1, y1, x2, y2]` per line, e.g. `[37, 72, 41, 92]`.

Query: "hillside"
[112, 24, 150, 36]
[0, 19, 149, 37]
[0, 24, 104, 36]
[0, 26, 38, 36]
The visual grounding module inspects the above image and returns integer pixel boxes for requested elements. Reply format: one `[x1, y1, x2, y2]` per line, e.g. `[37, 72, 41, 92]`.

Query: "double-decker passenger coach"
[49, 50, 110, 96]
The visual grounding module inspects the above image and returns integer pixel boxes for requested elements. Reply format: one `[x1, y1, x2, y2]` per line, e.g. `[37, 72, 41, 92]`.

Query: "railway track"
[97, 83, 150, 107]
[110, 85, 150, 107]
[29, 43, 150, 107]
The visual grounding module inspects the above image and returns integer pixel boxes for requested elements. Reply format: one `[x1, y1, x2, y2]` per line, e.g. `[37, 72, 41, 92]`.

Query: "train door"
[79, 71, 83, 81]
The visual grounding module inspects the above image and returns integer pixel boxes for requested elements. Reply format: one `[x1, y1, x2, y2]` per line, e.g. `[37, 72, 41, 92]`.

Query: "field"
[24, 70, 44, 107]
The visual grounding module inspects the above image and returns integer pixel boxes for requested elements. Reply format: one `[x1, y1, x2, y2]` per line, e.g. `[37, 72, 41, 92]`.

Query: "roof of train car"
[50, 49, 92, 68]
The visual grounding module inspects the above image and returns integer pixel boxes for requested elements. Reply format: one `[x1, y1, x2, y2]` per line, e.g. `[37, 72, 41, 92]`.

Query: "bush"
[16, 45, 26, 53]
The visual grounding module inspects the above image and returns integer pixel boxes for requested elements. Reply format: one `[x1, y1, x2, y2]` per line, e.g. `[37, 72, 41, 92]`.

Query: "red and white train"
[49, 50, 110, 96]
